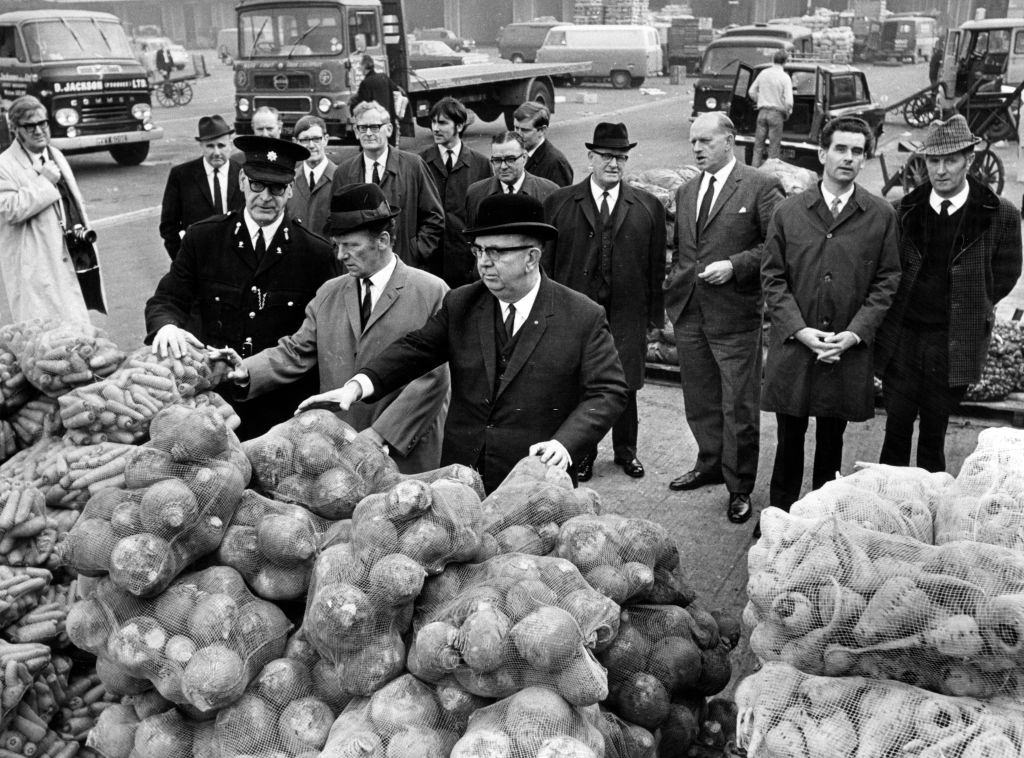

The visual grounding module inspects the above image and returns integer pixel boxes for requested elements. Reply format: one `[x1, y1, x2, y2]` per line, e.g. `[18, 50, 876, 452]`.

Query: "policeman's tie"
[360, 278, 372, 329]
[254, 228, 266, 263]
[696, 174, 714, 242]
[213, 167, 224, 215]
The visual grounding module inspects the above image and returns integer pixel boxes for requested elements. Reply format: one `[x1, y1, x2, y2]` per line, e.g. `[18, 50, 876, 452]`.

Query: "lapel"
[312, 161, 336, 196]
[379, 149, 399, 189]
[226, 162, 241, 208]
[526, 140, 547, 172]
[362, 258, 406, 336]
[610, 183, 634, 240]
[344, 275, 363, 338]
[704, 166, 740, 229]
[476, 293, 497, 392]
[496, 277, 552, 400]
[231, 214, 258, 272]
[572, 180, 598, 232]
[253, 218, 294, 278]
[679, 178, 700, 244]
[194, 159, 215, 210]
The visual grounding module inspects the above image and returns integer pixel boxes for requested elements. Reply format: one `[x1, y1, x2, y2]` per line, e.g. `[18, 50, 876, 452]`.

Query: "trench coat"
[242, 259, 450, 473]
[761, 183, 901, 421]
[542, 179, 666, 389]
[0, 140, 106, 323]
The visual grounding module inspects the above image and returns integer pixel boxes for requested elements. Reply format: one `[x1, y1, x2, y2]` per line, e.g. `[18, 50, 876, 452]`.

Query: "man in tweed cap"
[876, 115, 1022, 471]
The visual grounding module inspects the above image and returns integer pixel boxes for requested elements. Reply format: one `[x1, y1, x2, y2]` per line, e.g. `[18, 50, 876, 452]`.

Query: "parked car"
[728, 61, 885, 171]
[132, 35, 188, 72]
[407, 39, 488, 68]
[413, 27, 475, 52]
[498, 18, 561, 63]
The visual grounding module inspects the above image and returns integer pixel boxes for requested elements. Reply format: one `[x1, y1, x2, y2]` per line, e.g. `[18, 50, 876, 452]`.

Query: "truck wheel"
[510, 53, 525, 64]
[110, 142, 149, 166]
[526, 79, 553, 108]
[610, 70, 632, 89]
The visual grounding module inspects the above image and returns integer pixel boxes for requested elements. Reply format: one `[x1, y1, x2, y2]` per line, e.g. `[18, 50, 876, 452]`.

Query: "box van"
[878, 15, 938, 62]
[535, 24, 662, 87]
[692, 35, 809, 118]
[498, 18, 561, 63]
[941, 18, 1024, 96]
[720, 23, 814, 45]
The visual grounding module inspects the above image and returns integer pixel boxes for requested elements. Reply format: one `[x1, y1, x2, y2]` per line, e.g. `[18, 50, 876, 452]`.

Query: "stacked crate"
[603, 0, 649, 24]
[573, 0, 605, 24]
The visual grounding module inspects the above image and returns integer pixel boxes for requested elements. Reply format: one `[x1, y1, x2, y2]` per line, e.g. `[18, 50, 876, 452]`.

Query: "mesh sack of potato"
[0, 327, 33, 419]
[734, 661, 1024, 758]
[9, 319, 125, 398]
[66, 566, 291, 715]
[318, 673, 489, 758]
[934, 427, 1024, 549]
[595, 708, 656, 758]
[217, 490, 334, 601]
[596, 604, 731, 731]
[449, 686, 605, 758]
[0, 436, 135, 509]
[62, 406, 251, 597]
[408, 553, 619, 705]
[746, 507, 1024, 699]
[8, 397, 61, 448]
[789, 463, 952, 544]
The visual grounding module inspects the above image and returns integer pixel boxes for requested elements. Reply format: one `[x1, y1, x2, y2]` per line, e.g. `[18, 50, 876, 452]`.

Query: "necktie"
[213, 168, 223, 215]
[445, 150, 454, 174]
[505, 182, 516, 195]
[940, 200, 951, 217]
[360, 278, 372, 328]
[830, 196, 842, 218]
[600, 191, 611, 226]
[696, 174, 715, 242]
[372, 162, 381, 185]
[253, 228, 265, 262]
[503, 303, 516, 340]
[309, 171, 316, 193]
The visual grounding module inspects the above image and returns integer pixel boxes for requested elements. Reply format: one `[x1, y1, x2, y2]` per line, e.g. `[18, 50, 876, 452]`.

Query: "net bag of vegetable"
[734, 661, 1024, 758]
[8, 397, 61, 448]
[934, 427, 1024, 549]
[595, 707, 656, 758]
[790, 463, 950, 544]
[218, 490, 334, 601]
[66, 566, 291, 715]
[86, 690, 180, 758]
[449, 686, 606, 758]
[9, 319, 125, 397]
[409, 553, 619, 705]
[746, 507, 1024, 699]
[0, 477, 57, 569]
[0, 326, 33, 419]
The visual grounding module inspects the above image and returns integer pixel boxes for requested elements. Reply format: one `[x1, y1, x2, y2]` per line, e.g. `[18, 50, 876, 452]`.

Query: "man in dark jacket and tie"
[466, 132, 558, 227]
[543, 122, 666, 480]
[515, 101, 573, 187]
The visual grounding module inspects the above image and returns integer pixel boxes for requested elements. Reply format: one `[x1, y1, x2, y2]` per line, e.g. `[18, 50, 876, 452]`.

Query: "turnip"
[503, 687, 575, 756]
[335, 635, 405, 696]
[613, 671, 669, 729]
[165, 635, 197, 666]
[252, 563, 310, 600]
[123, 446, 179, 489]
[558, 588, 620, 650]
[67, 517, 117, 574]
[193, 565, 248, 595]
[139, 479, 200, 535]
[852, 576, 934, 645]
[616, 517, 676, 569]
[461, 607, 511, 673]
[278, 696, 335, 754]
[215, 693, 277, 755]
[308, 582, 372, 638]
[398, 518, 453, 570]
[407, 622, 460, 679]
[108, 616, 168, 672]
[257, 513, 317, 567]
[385, 726, 457, 758]
[509, 607, 579, 672]
[369, 553, 426, 605]
[556, 515, 622, 572]
[647, 636, 702, 695]
[188, 592, 238, 644]
[310, 465, 367, 519]
[87, 702, 140, 758]
[130, 710, 193, 758]
[657, 701, 700, 757]
[244, 434, 294, 489]
[494, 525, 549, 555]
[109, 532, 177, 597]
[536, 736, 599, 758]
[254, 657, 313, 707]
[555, 649, 609, 706]
[182, 643, 247, 712]
[434, 682, 489, 732]
[368, 675, 441, 736]
[293, 432, 345, 476]
[584, 565, 630, 604]
[449, 728, 513, 758]
[621, 562, 655, 598]
[505, 579, 558, 623]
[97, 656, 152, 696]
[455, 664, 520, 699]
[312, 657, 353, 712]
[110, 499, 144, 537]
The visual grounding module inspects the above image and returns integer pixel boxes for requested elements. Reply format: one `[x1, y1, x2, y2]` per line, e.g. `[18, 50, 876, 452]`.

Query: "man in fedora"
[877, 115, 1022, 472]
[542, 122, 666, 481]
[298, 192, 629, 493]
[160, 115, 243, 259]
[465, 132, 559, 229]
[209, 183, 450, 473]
[145, 136, 340, 439]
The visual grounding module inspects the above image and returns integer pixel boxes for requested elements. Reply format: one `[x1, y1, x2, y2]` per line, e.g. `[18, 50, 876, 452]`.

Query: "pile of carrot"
[6, 401, 61, 452]
[0, 441, 134, 511]
[5, 322, 124, 400]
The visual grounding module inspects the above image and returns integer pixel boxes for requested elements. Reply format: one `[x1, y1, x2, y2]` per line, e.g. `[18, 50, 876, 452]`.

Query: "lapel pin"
[283, 228, 290, 241]
[275, 247, 282, 255]
[234, 222, 242, 235]
[238, 241, 244, 249]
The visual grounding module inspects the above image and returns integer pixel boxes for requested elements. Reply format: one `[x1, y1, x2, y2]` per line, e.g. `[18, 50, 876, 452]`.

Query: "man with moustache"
[465, 132, 558, 227]
[515, 101, 573, 187]
[286, 115, 336, 235]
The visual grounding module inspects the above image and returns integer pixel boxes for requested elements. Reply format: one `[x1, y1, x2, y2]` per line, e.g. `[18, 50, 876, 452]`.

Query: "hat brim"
[585, 141, 637, 151]
[195, 128, 234, 142]
[241, 166, 296, 184]
[918, 137, 982, 156]
[324, 208, 402, 236]
[462, 221, 558, 241]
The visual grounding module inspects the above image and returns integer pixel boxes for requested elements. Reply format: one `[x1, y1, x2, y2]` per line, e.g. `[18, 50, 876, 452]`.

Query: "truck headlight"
[317, 97, 332, 113]
[705, 96, 717, 110]
[238, 98, 251, 113]
[54, 108, 79, 127]
[131, 103, 151, 121]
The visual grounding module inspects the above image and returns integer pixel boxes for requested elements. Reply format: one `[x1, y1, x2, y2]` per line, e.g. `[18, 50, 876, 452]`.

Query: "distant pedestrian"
[251, 106, 283, 138]
[156, 46, 174, 81]
[350, 54, 401, 146]
[747, 50, 793, 167]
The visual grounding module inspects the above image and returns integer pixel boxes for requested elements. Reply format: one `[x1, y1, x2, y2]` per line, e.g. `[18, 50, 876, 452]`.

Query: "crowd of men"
[1, 90, 1020, 534]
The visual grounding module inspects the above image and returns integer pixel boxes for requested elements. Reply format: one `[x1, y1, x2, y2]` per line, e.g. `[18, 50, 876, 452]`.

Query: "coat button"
[826, 233, 833, 239]
[287, 301, 294, 306]
[249, 312, 256, 319]
[824, 274, 832, 282]
[822, 318, 831, 327]
[251, 286, 257, 293]
[214, 296, 220, 302]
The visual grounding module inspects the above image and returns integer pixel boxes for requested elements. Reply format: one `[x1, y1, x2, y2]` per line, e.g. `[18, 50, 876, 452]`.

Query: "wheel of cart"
[153, 77, 195, 107]
[902, 89, 939, 127]
[882, 140, 1005, 196]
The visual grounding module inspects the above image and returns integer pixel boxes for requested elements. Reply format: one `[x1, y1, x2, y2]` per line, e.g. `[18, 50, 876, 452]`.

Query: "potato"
[647, 636, 703, 694]
[462, 607, 512, 673]
[450, 729, 513, 758]
[258, 513, 317, 567]
[369, 553, 427, 605]
[131, 710, 193, 758]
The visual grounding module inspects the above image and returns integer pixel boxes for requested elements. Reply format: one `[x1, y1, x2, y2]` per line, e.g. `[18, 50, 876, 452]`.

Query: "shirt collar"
[505, 171, 526, 193]
[243, 209, 285, 247]
[500, 275, 541, 319]
[821, 183, 855, 212]
[590, 178, 621, 207]
[526, 136, 545, 158]
[204, 158, 227, 176]
[705, 157, 736, 188]
[363, 147, 389, 171]
[930, 182, 970, 214]
[438, 142, 462, 163]
[364, 252, 397, 290]
[306, 156, 330, 182]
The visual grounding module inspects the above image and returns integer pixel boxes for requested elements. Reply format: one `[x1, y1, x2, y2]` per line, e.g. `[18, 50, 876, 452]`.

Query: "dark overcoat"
[465, 173, 559, 228]
[761, 183, 902, 421]
[159, 157, 243, 259]
[360, 276, 629, 493]
[876, 177, 1023, 387]
[542, 179, 666, 388]
[285, 159, 337, 237]
[525, 139, 574, 187]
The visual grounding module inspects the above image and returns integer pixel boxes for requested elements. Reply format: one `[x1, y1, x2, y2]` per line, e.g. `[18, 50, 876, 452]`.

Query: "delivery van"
[536, 24, 662, 87]
[498, 18, 561, 63]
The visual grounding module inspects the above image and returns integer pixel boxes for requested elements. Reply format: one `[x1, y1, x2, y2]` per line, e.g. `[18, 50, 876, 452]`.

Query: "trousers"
[770, 413, 848, 510]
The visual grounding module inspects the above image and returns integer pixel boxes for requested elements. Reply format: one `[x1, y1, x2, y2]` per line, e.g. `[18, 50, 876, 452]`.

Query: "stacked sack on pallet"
[738, 430, 1024, 757]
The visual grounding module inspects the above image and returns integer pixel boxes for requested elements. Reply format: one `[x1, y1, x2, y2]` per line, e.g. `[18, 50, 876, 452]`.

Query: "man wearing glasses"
[543, 122, 665, 481]
[298, 193, 628, 493]
[286, 115, 337, 235]
[145, 136, 340, 439]
[0, 95, 106, 323]
[465, 132, 558, 227]
[332, 102, 444, 271]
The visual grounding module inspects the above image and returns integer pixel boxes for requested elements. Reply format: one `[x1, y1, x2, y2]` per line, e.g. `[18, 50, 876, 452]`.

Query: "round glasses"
[296, 134, 325, 144]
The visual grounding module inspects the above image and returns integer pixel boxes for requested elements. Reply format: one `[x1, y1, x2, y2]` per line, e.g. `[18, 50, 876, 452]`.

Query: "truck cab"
[941, 18, 1024, 98]
[0, 10, 161, 165]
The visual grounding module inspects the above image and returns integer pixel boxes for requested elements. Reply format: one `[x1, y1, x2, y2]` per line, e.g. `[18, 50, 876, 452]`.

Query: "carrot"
[31, 361, 69, 375]
[67, 458, 127, 490]
[13, 716, 45, 744]
[14, 493, 36, 525]
[9, 517, 47, 539]
[0, 492, 22, 534]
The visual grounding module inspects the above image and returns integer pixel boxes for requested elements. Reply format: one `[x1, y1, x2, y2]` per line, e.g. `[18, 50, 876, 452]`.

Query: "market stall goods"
[8, 397, 62, 449]
[4, 320, 125, 399]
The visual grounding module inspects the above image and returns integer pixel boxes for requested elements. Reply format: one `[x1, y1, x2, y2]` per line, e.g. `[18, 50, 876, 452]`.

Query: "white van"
[535, 24, 662, 88]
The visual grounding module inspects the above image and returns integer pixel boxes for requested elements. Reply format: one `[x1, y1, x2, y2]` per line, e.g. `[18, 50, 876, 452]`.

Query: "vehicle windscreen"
[239, 5, 345, 57]
[22, 18, 134, 62]
[702, 45, 777, 75]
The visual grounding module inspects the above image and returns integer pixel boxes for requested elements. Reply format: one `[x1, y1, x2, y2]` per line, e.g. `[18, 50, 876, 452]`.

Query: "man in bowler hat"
[877, 115, 1022, 472]
[210, 183, 450, 474]
[159, 115, 243, 259]
[299, 193, 629, 493]
[543, 122, 666, 481]
[145, 136, 340, 439]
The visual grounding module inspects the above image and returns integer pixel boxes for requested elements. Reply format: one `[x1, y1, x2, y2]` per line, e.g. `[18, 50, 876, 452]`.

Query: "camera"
[67, 224, 97, 244]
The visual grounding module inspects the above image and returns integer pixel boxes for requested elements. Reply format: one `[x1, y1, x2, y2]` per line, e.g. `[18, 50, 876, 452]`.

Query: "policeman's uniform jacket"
[145, 209, 340, 438]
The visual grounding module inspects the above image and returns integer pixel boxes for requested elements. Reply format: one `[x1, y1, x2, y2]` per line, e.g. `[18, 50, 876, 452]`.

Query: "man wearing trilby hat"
[145, 135, 339, 439]
[210, 183, 450, 473]
[877, 115, 1022, 472]
[299, 192, 629, 493]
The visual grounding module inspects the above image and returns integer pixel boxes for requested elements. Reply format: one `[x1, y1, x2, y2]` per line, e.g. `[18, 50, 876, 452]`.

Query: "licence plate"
[94, 134, 129, 146]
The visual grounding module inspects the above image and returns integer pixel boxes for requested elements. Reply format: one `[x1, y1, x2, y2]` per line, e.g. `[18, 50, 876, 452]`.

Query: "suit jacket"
[418, 143, 492, 287]
[543, 180, 666, 388]
[465, 173, 559, 228]
[286, 159, 338, 237]
[332, 148, 445, 270]
[361, 276, 629, 493]
[664, 162, 784, 333]
[243, 259, 450, 473]
[159, 157, 243, 259]
[526, 139, 574, 187]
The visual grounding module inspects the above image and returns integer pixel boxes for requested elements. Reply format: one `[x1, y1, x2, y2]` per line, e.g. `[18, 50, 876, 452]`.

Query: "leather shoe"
[614, 456, 645, 478]
[668, 469, 725, 491]
[576, 455, 594, 482]
[728, 493, 753, 524]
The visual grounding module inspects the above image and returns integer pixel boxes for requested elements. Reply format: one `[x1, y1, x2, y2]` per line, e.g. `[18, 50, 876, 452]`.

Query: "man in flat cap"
[543, 122, 666, 481]
[299, 193, 629, 493]
[160, 115, 243, 260]
[210, 184, 450, 473]
[877, 115, 1022, 472]
[145, 135, 340, 439]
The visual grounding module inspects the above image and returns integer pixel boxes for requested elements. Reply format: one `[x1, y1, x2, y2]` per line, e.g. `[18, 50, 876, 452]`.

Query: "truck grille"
[253, 96, 312, 114]
[53, 94, 135, 125]
[254, 73, 313, 90]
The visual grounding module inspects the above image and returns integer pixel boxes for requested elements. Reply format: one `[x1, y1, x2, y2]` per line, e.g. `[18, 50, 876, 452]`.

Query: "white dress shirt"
[502, 171, 526, 194]
[360, 253, 398, 313]
[929, 183, 969, 214]
[305, 156, 330, 186]
[821, 184, 855, 217]
[590, 178, 620, 215]
[438, 141, 462, 166]
[204, 159, 230, 212]
[499, 275, 541, 336]
[363, 148, 389, 183]
[695, 157, 736, 221]
[242, 209, 284, 251]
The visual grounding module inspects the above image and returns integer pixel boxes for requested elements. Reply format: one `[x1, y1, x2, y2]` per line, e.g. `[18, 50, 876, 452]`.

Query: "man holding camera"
[0, 95, 106, 323]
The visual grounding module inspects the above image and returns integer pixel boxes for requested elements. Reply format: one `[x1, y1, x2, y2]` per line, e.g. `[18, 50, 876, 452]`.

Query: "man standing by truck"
[747, 51, 793, 168]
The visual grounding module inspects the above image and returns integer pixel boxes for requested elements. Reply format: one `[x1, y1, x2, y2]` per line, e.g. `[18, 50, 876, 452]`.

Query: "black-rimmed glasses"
[18, 120, 49, 132]
[489, 154, 525, 166]
[470, 244, 535, 261]
[246, 179, 289, 196]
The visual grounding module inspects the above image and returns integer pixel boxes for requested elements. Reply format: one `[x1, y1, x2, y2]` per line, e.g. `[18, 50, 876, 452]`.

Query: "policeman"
[145, 135, 340, 439]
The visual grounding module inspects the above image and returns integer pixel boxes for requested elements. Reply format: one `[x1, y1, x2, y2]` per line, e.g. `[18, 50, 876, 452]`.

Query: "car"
[498, 18, 561, 63]
[132, 35, 188, 72]
[412, 27, 475, 53]
[407, 40, 487, 69]
[728, 62, 885, 171]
